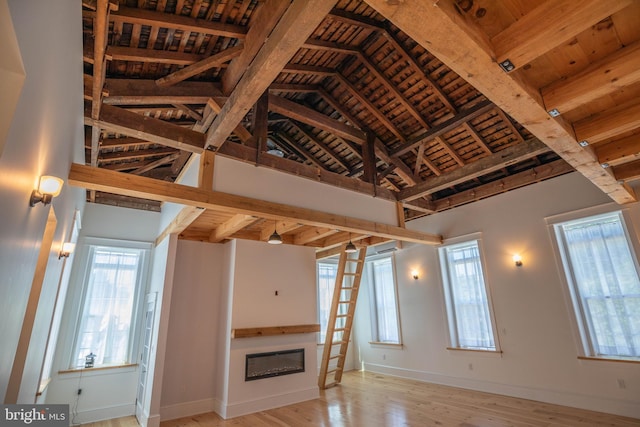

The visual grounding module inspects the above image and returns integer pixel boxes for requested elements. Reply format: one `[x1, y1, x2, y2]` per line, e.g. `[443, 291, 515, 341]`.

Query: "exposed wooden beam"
[69, 163, 442, 245]
[333, 74, 406, 142]
[155, 206, 205, 246]
[595, 134, 640, 167]
[288, 122, 352, 172]
[269, 94, 366, 143]
[85, 103, 205, 153]
[98, 147, 178, 162]
[209, 214, 258, 243]
[574, 99, 640, 145]
[390, 100, 494, 157]
[613, 160, 640, 182]
[433, 159, 575, 211]
[399, 138, 551, 201]
[362, 132, 377, 185]
[222, 0, 290, 95]
[204, 0, 340, 149]
[259, 221, 303, 241]
[130, 153, 181, 175]
[108, 6, 248, 39]
[542, 40, 640, 115]
[199, 150, 215, 190]
[282, 63, 336, 76]
[373, 139, 418, 186]
[107, 46, 202, 65]
[156, 45, 244, 87]
[315, 236, 391, 260]
[491, 0, 633, 71]
[104, 79, 225, 105]
[199, 98, 253, 142]
[275, 132, 326, 169]
[293, 227, 339, 245]
[366, 0, 635, 204]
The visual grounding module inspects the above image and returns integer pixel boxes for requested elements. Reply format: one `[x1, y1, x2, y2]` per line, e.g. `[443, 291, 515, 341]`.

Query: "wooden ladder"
[318, 245, 367, 389]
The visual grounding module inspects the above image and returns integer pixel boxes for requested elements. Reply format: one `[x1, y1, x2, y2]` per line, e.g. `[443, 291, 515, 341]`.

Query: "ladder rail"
[318, 245, 367, 389]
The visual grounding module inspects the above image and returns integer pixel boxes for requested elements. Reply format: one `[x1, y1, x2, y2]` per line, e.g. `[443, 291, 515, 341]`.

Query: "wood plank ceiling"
[79, 0, 640, 252]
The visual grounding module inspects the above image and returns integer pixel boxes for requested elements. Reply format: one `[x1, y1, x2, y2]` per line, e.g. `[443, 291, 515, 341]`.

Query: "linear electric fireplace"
[245, 348, 305, 381]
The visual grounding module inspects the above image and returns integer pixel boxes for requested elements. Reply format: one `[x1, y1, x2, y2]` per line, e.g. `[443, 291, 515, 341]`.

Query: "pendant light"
[345, 236, 357, 253]
[267, 221, 282, 244]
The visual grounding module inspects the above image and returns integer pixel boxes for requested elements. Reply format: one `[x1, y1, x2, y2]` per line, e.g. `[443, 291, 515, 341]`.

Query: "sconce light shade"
[30, 175, 63, 207]
[267, 230, 282, 244]
[513, 254, 523, 267]
[411, 270, 419, 280]
[59, 242, 76, 259]
[345, 240, 357, 253]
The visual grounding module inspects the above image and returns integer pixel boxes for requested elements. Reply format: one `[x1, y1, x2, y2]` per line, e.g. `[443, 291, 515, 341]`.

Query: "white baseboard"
[223, 386, 319, 419]
[362, 362, 640, 419]
[69, 403, 135, 426]
[160, 398, 216, 421]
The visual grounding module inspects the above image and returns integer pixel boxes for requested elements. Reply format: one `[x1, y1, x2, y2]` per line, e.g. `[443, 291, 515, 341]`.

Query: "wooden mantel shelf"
[232, 324, 320, 339]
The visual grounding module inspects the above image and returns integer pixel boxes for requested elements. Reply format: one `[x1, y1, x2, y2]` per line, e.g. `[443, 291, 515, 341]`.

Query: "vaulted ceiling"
[76, 0, 640, 253]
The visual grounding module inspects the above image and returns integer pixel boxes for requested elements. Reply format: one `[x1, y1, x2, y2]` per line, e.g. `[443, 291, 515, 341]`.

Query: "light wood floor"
[83, 371, 639, 427]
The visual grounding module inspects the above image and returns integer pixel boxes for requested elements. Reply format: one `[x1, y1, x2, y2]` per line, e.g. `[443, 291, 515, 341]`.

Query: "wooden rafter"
[399, 138, 551, 201]
[574, 99, 640, 145]
[106, 6, 248, 39]
[210, 214, 258, 243]
[156, 45, 244, 87]
[205, 0, 339, 150]
[595, 135, 640, 167]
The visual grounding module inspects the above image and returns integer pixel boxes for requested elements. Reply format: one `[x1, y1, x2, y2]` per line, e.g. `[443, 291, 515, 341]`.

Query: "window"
[553, 211, 640, 359]
[367, 256, 401, 344]
[71, 240, 150, 368]
[317, 261, 338, 343]
[439, 239, 498, 350]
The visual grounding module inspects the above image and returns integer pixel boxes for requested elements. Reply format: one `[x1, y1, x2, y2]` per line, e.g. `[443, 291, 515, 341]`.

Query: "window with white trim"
[317, 261, 338, 343]
[439, 239, 498, 350]
[553, 211, 640, 359]
[70, 240, 150, 368]
[367, 255, 401, 344]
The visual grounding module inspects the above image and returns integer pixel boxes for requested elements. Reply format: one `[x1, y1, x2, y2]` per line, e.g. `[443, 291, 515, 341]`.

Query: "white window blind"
[440, 240, 496, 350]
[555, 212, 640, 358]
[368, 256, 401, 344]
[72, 245, 147, 368]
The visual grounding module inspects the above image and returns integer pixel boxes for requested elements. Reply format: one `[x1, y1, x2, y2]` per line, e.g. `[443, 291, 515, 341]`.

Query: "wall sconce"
[59, 242, 76, 259]
[30, 175, 63, 207]
[512, 254, 523, 267]
[411, 270, 419, 280]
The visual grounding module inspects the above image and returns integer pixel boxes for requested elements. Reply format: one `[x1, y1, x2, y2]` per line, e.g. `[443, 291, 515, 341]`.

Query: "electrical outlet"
[468, 363, 473, 371]
[77, 388, 82, 395]
[617, 379, 626, 389]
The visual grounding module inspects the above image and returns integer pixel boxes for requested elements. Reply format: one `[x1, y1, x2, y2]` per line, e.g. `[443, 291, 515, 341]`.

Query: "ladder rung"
[341, 287, 354, 290]
[343, 272, 360, 276]
[345, 258, 363, 263]
[331, 341, 347, 345]
[324, 381, 338, 388]
[334, 328, 346, 332]
[329, 355, 344, 360]
[327, 369, 338, 375]
[336, 314, 350, 318]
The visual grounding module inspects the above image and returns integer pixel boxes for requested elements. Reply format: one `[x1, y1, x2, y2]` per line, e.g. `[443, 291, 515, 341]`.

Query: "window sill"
[369, 341, 403, 348]
[447, 347, 502, 354]
[578, 356, 640, 365]
[58, 363, 138, 375]
[36, 378, 51, 397]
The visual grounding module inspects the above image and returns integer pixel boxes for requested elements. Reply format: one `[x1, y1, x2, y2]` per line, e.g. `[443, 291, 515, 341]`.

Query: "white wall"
[159, 240, 224, 420]
[213, 155, 397, 225]
[223, 239, 319, 418]
[352, 172, 640, 418]
[0, 0, 85, 403]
